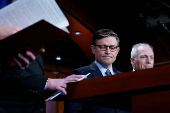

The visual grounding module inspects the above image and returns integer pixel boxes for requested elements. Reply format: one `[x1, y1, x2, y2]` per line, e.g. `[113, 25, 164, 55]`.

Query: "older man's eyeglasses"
[95, 45, 118, 52]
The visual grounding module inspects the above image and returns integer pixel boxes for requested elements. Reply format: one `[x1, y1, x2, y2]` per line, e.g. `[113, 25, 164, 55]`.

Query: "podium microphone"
[137, 13, 152, 27]
[137, 13, 170, 55]
[157, 20, 170, 33]
[137, 13, 144, 19]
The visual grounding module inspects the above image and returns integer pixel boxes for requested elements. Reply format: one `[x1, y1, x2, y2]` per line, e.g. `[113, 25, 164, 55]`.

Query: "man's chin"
[144, 66, 153, 69]
[100, 62, 113, 68]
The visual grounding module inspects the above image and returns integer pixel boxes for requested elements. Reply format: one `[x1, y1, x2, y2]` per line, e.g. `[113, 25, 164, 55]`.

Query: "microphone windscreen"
[157, 20, 163, 25]
[137, 13, 143, 19]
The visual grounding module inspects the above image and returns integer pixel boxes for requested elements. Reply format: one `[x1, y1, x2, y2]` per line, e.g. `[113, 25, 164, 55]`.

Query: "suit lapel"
[89, 62, 103, 78]
[89, 62, 121, 78]
[112, 66, 121, 74]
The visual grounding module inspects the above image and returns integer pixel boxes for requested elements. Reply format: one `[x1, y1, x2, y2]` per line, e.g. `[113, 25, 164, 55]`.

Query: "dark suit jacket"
[0, 55, 48, 113]
[64, 62, 131, 113]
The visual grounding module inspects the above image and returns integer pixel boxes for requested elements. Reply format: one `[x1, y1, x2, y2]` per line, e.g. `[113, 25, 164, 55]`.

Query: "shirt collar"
[95, 61, 115, 76]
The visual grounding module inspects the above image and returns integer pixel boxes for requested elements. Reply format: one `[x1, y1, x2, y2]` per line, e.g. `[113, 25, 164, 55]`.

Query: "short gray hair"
[131, 43, 153, 59]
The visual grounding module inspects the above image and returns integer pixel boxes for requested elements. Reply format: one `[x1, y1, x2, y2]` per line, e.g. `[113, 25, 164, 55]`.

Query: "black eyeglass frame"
[95, 45, 119, 52]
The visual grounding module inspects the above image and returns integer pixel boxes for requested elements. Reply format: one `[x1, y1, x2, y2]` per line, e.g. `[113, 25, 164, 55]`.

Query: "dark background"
[42, 0, 170, 73]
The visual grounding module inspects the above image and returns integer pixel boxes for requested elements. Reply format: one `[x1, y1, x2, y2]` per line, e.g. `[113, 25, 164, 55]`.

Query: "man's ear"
[130, 58, 134, 65]
[91, 45, 95, 54]
[117, 47, 120, 53]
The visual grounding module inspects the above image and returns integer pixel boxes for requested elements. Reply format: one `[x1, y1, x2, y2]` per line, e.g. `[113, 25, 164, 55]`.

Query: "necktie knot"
[105, 69, 112, 76]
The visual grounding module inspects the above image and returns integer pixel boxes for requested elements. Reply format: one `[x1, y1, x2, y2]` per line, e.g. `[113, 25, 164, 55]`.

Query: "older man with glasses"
[64, 29, 131, 113]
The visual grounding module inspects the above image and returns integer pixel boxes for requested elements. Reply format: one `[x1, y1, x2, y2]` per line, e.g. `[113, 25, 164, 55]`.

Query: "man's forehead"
[137, 46, 154, 55]
[97, 36, 117, 44]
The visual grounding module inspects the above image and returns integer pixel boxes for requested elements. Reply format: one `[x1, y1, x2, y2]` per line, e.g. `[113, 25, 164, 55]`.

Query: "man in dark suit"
[0, 26, 83, 113]
[64, 29, 131, 113]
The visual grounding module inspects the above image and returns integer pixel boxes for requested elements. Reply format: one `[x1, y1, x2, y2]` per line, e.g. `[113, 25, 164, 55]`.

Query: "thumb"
[58, 88, 67, 95]
[35, 48, 45, 55]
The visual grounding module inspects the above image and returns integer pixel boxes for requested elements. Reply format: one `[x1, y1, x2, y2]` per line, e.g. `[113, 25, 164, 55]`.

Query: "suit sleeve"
[0, 55, 48, 96]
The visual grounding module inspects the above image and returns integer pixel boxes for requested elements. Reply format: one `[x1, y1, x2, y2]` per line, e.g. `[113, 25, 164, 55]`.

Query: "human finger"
[60, 83, 67, 89]
[58, 88, 67, 95]
[35, 48, 45, 55]
[66, 75, 84, 79]
[65, 75, 84, 82]
[13, 57, 26, 70]
[14, 53, 29, 69]
[18, 53, 30, 64]
[25, 51, 36, 61]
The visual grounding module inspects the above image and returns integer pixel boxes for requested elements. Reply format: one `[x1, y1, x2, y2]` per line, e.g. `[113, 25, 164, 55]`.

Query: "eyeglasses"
[95, 45, 118, 52]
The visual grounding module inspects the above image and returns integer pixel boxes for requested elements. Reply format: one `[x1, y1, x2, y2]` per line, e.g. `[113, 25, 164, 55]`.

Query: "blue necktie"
[105, 69, 112, 76]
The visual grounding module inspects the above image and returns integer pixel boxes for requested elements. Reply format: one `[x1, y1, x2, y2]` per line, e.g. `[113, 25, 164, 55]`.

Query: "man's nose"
[146, 57, 151, 63]
[105, 47, 111, 53]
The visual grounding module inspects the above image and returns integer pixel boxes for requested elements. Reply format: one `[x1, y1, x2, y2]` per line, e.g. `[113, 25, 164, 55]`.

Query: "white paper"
[71, 73, 90, 82]
[0, 0, 69, 33]
[45, 73, 91, 101]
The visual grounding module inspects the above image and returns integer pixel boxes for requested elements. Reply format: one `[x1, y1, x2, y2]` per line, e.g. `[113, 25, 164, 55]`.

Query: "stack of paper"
[0, 0, 69, 33]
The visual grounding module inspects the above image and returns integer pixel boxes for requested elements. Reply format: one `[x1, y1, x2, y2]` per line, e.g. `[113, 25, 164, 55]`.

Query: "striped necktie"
[105, 69, 112, 76]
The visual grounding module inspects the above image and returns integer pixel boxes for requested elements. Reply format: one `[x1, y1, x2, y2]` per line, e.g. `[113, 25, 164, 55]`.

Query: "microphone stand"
[157, 20, 170, 33]
[137, 13, 170, 56]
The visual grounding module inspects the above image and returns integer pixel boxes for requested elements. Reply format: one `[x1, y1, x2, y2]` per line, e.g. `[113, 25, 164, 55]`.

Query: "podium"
[66, 64, 170, 113]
